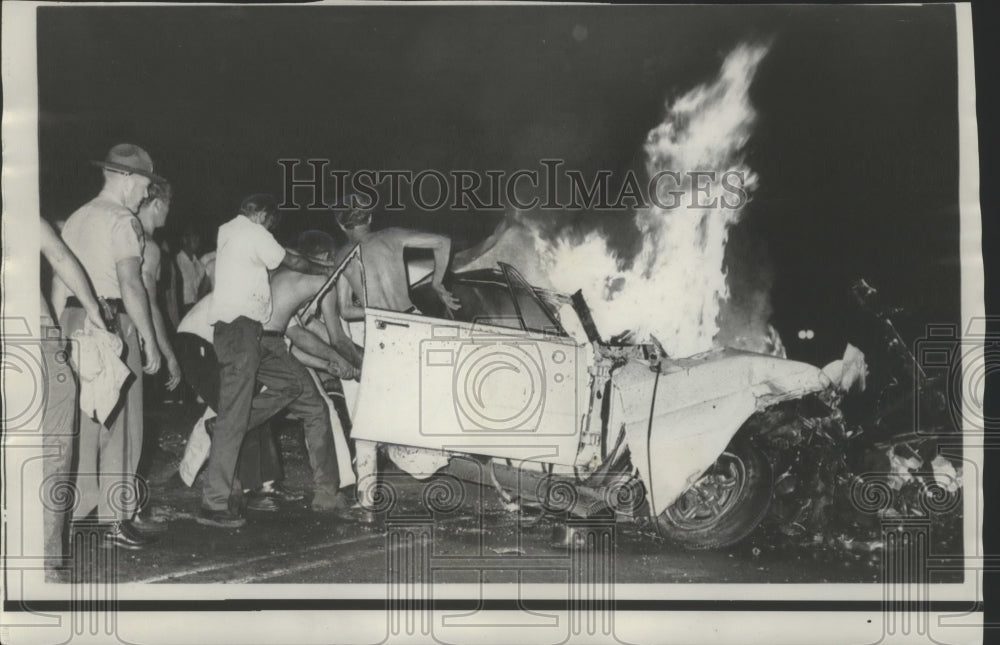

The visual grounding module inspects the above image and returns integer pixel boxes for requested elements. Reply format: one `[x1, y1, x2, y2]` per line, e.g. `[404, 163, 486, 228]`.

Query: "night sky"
[36, 4, 961, 362]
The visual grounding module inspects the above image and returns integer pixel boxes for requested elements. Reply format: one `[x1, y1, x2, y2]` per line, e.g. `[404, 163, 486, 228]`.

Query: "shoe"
[260, 482, 305, 502]
[103, 521, 153, 550]
[196, 507, 246, 529]
[246, 494, 280, 513]
[131, 509, 168, 534]
[333, 502, 378, 524]
[311, 489, 350, 513]
[123, 520, 158, 543]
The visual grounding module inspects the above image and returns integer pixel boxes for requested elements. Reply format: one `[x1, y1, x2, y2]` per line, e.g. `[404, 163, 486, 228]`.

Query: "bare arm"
[286, 325, 359, 379]
[320, 288, 363, 369]
[337, 264, 366, 322]
[395, 229, 452, 287]
[40, 220, 106, 330]
[393, 229, 460, 310]
[289, 344, 333, 372]
[116, 258, 161, 374]
[142, 263, 181, 389]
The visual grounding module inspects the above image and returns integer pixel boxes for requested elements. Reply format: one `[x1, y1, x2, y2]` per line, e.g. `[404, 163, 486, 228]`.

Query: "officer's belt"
[65, 296, 125, 315]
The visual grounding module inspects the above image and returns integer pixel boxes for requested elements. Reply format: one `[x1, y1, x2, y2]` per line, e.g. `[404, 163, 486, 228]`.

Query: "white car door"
[350, 264, 587, 466]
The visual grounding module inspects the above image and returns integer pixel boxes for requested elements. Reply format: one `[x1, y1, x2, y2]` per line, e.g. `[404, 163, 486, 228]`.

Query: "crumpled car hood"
[610, 346, 865, 516]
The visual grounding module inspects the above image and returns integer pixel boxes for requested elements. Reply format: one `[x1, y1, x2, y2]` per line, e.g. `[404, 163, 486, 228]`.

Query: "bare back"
[358, 228, 411, 311]
[265, 268, 331, 332]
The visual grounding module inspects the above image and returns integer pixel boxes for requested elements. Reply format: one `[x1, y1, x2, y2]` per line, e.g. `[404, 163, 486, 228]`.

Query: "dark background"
[37, 4, 961, 364]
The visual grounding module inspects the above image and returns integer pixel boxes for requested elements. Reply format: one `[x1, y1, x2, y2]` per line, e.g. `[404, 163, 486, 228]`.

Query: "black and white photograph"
[1, 2, 986, 644]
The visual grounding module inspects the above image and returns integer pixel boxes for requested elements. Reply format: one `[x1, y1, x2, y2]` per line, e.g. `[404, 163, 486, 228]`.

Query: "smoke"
[540, 42, 773, 357]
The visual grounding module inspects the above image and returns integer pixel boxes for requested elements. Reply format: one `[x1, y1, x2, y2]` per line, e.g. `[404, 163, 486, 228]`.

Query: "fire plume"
[455, 43, 778, 358]
[541, 43, 771, 357]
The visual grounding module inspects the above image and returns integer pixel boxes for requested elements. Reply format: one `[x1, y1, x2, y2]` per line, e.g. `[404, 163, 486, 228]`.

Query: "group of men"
[42, 143, 461, 577]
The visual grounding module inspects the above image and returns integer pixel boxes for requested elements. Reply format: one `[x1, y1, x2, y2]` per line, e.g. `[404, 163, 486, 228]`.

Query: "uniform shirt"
[209, 215, 285, 324]
[178, 293, 214, 342]
[55, 193, 144, 303]
[175, 250, 207, 305]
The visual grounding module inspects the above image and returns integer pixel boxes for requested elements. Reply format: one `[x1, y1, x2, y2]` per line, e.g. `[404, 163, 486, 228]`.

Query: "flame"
[539, 43, 771, 357]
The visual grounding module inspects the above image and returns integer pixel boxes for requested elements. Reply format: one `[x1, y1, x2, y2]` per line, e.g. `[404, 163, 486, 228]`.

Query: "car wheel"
[655, 438, 772, 549]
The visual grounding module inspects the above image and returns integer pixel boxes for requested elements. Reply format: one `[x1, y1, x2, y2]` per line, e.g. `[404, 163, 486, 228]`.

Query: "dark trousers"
[204, 317, 340, 510]
[175, 333, 281, 491]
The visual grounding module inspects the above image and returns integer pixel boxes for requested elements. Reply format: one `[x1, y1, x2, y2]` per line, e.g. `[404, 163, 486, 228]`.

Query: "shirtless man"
[334, 200, 460, 318]
[332, 199, 460, 518]
[258, 229, 359, 511]
[270, 230, 363, 377]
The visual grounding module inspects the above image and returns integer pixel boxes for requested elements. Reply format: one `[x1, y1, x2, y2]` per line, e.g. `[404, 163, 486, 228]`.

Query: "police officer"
[53, 143, 164, 549]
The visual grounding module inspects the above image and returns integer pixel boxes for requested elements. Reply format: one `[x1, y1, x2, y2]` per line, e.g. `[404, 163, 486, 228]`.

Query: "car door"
[350, 264, 588, 466]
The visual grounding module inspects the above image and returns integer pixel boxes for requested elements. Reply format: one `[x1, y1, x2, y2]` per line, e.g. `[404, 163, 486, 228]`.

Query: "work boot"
[103, 520, 154, 550]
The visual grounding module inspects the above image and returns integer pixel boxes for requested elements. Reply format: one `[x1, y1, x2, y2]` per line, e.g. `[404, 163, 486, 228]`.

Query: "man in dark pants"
[178, 229, 359, 515]
[175, 294, 297, 512]
[199, 195, 333, 528]
[258, 230, 359, 512]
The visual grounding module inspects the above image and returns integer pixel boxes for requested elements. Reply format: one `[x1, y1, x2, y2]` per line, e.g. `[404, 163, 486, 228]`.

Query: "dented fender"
[610, 346, 864, 516]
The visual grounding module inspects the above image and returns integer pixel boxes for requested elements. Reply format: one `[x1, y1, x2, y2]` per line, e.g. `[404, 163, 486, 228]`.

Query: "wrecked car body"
[344, 262, 866, 549]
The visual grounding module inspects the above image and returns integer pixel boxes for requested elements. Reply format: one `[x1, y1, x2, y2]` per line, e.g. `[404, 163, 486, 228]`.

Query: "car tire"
[655, 437, 772, 550]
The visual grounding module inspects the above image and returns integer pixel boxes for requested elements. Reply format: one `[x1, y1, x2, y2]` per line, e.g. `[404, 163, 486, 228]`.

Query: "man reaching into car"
[332, 197, 461, 318]
[261, 230, 361, 512]
[331, 197, 460, 521]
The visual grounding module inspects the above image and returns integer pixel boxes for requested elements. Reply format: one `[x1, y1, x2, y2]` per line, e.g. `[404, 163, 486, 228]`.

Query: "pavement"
[65, 401, 895, 586]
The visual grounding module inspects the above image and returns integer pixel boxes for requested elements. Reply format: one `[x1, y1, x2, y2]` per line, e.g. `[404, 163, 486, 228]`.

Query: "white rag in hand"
[70, 327, 130, 427]
[179, 406, 214, 486]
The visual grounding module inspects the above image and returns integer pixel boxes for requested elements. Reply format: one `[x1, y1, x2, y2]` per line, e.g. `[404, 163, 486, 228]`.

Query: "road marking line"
[133, 533, 384, 583]
[227, 532, 414, 584]
[225, 554, 360, 584]
[212, 517, 475, 584]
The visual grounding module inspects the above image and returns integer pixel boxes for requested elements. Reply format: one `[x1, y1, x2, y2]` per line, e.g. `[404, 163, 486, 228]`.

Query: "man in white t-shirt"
[199, 194, 334, 528]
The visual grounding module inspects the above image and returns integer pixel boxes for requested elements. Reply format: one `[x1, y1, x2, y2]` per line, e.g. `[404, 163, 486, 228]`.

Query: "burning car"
[334, 260, 866, 549]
